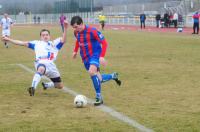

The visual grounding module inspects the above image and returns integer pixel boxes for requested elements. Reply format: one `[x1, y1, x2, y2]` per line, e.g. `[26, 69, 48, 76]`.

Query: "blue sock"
[91, 75, 101, 99]
[101, 74, 113, 83]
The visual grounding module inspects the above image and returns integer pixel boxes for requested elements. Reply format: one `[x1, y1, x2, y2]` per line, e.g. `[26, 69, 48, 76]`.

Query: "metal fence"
[6, 12, 193, 27]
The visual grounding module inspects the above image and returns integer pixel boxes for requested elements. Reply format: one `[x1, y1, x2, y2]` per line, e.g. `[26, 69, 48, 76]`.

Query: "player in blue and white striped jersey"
[1, 13, 13, 48]
[2, 20, 68, 96]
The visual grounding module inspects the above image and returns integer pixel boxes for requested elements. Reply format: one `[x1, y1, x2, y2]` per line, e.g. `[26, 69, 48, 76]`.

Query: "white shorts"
[2, 29, 10, 36]
[34, 60, 60, 79]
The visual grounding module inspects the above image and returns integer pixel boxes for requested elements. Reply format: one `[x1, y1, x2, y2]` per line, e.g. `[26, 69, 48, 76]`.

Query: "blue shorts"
[83, 56, 100, 71]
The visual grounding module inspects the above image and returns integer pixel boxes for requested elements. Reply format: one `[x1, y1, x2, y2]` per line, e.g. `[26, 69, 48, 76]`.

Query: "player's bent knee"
[88, 70, 96, 76]
[88, 65, 98, 76]
[88, 67, 98, 76]
[37, 65, 46, 75]
[37, 70, 45, 75]
[54, 83, 63, 89]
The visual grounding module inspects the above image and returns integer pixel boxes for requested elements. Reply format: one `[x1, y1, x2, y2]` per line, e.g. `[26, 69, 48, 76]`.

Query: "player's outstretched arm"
[72, 40, 79, 59]
[61, 20, 68, 43]
[2, 36, 29, 47]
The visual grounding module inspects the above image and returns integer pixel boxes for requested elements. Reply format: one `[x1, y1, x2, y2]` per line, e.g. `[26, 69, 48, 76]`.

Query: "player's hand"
[100, 57, 107, 66]
[2, 36, 9, 42]
[72, 52, 77, 59]
[63, 20, 68, 29]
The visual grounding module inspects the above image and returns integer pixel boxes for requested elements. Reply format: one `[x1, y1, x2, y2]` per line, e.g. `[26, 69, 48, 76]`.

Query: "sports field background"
[0, 25, 200, 131]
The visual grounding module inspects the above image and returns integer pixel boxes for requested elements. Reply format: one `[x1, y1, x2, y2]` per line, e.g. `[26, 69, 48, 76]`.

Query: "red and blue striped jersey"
[193, 13, 200, 23]
[73, 25, 108, 61]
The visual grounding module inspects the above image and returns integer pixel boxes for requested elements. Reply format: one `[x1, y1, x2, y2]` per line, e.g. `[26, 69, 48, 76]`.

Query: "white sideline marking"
[16, 63, 154, 132]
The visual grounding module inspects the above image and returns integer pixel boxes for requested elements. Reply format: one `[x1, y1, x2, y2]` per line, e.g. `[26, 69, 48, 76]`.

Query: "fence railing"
[7, 12, 194, 27]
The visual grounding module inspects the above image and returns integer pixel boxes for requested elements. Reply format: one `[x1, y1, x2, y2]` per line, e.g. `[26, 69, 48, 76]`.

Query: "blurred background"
[0, 0, 199, 27]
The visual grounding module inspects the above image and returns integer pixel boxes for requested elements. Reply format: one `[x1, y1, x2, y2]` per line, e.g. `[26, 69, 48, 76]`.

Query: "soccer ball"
[177, 28, 183, 32]
[74, 95, 87, 108]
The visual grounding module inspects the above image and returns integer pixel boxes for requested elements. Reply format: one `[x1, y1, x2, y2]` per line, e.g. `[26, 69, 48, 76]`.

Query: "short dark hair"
[70, 16, 83, 26]
[40, 29, 50, 36]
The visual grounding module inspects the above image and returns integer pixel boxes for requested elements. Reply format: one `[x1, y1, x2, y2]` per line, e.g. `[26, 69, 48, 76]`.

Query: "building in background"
[54, 0, 94, 13]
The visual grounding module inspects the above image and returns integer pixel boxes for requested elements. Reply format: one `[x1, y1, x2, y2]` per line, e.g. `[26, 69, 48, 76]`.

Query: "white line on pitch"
[16, 63, 154, 132]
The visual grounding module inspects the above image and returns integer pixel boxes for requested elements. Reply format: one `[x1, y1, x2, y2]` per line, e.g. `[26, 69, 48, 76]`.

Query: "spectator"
[140, 13, 146, 29]
[155, 14, 161, 28]
[160, 15, 165, 28]
[164, 12, 169, 28]
[192, 12, 199, 34]
[178, 14, 183, 26]
[173, 12, 178, 28]
[59, 14, 66, 32]
[37, 16, 40, 24]
[169, 13, 173, 27]
[33, 16, 36, 24]
[98, 15, 106, 30]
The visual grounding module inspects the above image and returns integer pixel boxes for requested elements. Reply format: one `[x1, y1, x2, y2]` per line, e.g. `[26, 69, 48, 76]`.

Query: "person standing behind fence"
[60, 14, 66, 32]
[173, 12, 178, 28]
[140, 13, 146, 29]
[98, 15, 106, 30]
[1, 13, 13, 48]
[192, 12, 200, 34]
[155, 14, 161, 28]
[37, 16, 41, 24]
[33, 16, 37, 24]
[164, 12, 169, 28]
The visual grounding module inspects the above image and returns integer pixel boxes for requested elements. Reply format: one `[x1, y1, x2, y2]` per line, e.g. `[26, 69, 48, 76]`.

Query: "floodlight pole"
[0, 5, 2, 14]
[90, 0, 93, 13]
[183, 0, 188, 27]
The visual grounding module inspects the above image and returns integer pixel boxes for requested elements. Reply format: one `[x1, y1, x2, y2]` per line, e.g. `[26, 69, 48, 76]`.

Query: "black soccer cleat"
[5, 42, 8, 48]
[42, 82, 47, 90]
[114, 79, 121, 86]
[28, 87, 35, 96]
[113, 72, 122, 86]
[94, 98, 103, 106]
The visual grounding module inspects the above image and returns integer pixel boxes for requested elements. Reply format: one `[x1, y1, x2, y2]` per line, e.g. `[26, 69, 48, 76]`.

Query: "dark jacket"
[140, 14, 146, 22]
[155, 14, 161, 21]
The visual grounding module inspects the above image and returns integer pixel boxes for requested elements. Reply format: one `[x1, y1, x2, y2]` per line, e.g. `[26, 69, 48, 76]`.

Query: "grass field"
[0, 25, 200, 132]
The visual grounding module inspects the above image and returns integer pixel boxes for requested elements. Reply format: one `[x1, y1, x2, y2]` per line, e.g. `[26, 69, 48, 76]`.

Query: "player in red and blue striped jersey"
[71, 16, 121, 106]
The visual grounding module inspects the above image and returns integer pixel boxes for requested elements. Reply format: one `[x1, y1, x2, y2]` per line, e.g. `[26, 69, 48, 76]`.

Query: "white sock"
[31, 73, 42, 89]
[44, 82, 55, 89]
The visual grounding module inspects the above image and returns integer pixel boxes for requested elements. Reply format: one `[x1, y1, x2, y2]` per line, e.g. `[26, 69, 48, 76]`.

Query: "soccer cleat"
[5, 42, 8, 48]
[42, 82, 47, 90]
[94, 98, 103, 106]
[113, 72, 122, 86]
[115, 79, 121, 86]
[28, 87, 35, 96]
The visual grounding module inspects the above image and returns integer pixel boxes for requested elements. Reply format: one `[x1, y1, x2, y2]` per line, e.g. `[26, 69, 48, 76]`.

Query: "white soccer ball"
[177, 28, 183, 32]
[74, 95, 87, 108]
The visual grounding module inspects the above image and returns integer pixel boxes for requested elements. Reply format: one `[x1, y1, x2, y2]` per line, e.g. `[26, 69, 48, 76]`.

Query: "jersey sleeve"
[53, 37, 64, 50]
[92, 28, 105, 42]
[28, 40, 37, 50]
[91, 28, 108, 57]
[10, 18, 13, 24]
[73, 32, 79, 52]
[73, 40, 79, 53]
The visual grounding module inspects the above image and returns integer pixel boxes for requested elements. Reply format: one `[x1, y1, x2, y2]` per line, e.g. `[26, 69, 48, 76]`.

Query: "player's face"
[40, 31, 50, 42]
[4, 14, 8, 18]
[72, 23, 84, 32]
